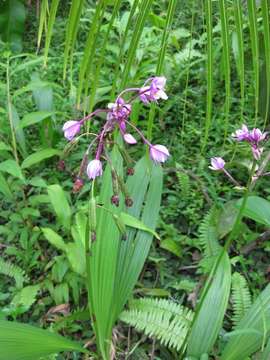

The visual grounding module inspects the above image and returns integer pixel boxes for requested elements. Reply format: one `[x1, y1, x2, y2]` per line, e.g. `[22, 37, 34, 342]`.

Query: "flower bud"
[127, 167, 135, 176]
[149, 144, 170, 163]
[111, 195, 120, 207]
[57, 160, 65, 171]
[209, 157, 225, 171]
[72, 178, 84, 193]
[87, 159, 103, 180]
[125, 197, 133, 207]
[63, 120, 81, 141]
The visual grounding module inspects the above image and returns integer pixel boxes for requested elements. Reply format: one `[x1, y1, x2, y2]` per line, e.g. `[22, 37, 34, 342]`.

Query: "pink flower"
[249, 128, 267, 143]
[232, 124, 250, 141]
[209, 157, 225, 171]
[251, 145, 263, 160]
[86, 159, 103, 179]
[63, 121, 81, 141]
[139, 76, 168, 103]
[149, 144, 170, 163]
[123, 133, 137, 144]
[107, 97, 131, 121]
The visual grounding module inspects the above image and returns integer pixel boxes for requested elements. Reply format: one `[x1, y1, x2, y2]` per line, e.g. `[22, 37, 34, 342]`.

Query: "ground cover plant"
[1, 0, 270, 359]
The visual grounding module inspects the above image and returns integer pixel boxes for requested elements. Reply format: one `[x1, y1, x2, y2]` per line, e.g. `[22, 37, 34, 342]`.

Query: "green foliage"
[231, 273, 252, 328]
[120, 297, 193, 351]
[0, 0, 26, 53]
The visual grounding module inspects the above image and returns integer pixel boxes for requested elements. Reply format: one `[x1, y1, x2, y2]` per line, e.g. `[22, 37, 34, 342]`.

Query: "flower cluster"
[62, 77, 170, 201]
[209, 124, 268, 187]
[232, 124, 267, 160]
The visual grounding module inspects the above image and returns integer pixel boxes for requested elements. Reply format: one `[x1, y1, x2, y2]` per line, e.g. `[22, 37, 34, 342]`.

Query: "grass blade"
[43, 0, 60, 66]
[201, 0, 213, 152]
[262, 0, 270, 128]
[233, 0, 245, 122]
[147, 0, 177, 140]
[218, 0, 230, 142]
[247, 0, 259, 125]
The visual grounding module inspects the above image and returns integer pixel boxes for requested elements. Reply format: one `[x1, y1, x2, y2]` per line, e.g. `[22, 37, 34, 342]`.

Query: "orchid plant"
[61, 76, 169, 359]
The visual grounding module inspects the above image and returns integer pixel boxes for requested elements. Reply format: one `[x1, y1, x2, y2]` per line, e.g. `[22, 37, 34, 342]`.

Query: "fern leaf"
[176, 172, 190, 201]
[198, 207, 221, 273]
[11, 285, 40, 311]
[231, 272, 252, 328]
[0, 258, 28, 288]
[120, 298, 193, 351]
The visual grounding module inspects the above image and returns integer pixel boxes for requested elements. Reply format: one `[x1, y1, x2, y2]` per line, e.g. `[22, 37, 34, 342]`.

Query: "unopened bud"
[127, 167, 134, 176]
[72, 178, 84, 193]
[91, 231, 96, 242]
[125, 197, 133, 207]
[57, 160, 65, 171]
[111, 195, 120, 207]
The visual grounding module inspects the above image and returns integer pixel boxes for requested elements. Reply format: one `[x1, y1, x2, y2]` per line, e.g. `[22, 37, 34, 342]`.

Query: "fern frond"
[11, 285, 40, 310]
[120, 298, 193, 351]
[231, 272, 252, 328]
[176, 172, 190, 201]
[0, 258, 28, 288]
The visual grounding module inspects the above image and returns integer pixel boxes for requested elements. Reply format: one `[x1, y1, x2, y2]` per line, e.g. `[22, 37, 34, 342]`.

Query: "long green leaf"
[0, 320, 86, 360]
[219, 0, 230, 141]
[233, 0, 245, 121]
[147, 0, 176, 140]
[247, 0, 259, 125]
[187, 251, 231, 357]
[44, 0, 60, 66]
[262, 0, 270, 128]
[202, 0, 213, 151]
[21, 148, 61, 169]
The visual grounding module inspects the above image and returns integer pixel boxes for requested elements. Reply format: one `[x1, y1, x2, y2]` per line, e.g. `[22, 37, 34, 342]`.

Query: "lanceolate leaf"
[47, 184, 72, 230]
[21, 148, 61, 169]
[120, 212, 160, 239]
[236, 196, 270, 226]
[0, 320, 86, 360]
[187, 251, 231, 357]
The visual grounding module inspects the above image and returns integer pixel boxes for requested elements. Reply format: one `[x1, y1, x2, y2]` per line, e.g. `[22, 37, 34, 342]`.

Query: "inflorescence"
[62, 76, 170, 203]
[209, 124, 268, 186]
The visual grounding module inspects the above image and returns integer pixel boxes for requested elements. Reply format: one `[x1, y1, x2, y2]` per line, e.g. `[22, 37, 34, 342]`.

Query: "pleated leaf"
[187, 251, 231, 357]
[0, 320, 86, 360]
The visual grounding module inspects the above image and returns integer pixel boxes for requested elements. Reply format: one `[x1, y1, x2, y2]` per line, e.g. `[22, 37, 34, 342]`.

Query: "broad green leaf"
[42, 228, 66, 252]
[0, 0, 26, 53]
[237, 196, 270, 226]
[0, 172, 13, 200]
[21, 148, 61, 169]
[0, 320, 86, 360]
[47, 184, 71, 229]
[0, 141, 12, 152]
[66, 243, 85, 276]
[120, 212, 160, 239]
[11, 104, 27, 157]
[187, 252, 231, 357]
[160, 238, 181, 257]
[221, 283, 270, 360]
[18, 111, 55, 129]
[0, 159, 24, 181]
